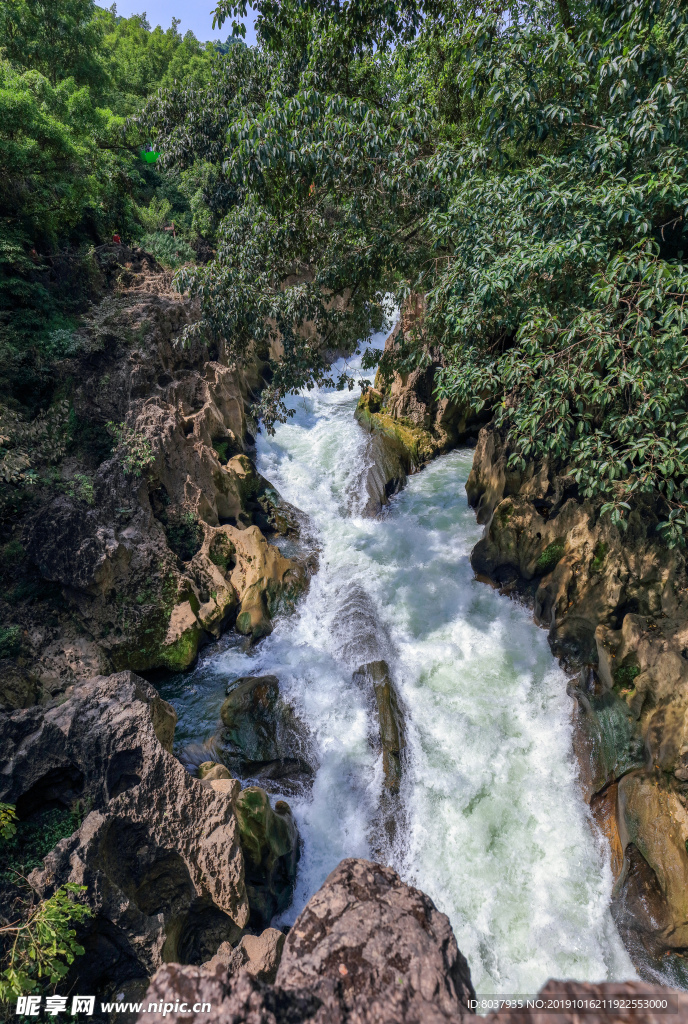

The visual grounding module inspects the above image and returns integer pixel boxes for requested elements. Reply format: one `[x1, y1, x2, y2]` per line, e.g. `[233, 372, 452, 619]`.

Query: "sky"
[97, 1, 257, 45]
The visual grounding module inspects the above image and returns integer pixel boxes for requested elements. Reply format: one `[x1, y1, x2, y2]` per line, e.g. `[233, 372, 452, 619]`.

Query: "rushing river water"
[160, 340, 636, 995]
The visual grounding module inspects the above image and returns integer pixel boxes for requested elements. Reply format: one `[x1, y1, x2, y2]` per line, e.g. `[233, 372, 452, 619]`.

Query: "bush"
[0, 625, 21, 658]
[140, 231, 195, 269]
[0, 807, 84, 884]
[0, 884, 91, 1003]
[107, 422, 156, 477]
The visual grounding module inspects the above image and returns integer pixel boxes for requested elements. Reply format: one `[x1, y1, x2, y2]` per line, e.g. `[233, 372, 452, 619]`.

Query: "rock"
[197, 761, 231, 781]
[0, 670, 249, 998]
[12, 249, 310, 692]
[138, 966, 322, 1024]
[276, 858, 475, 1022]
[234, 787, 300, 930]
[240, 929, 287, 983]
[353, 660, 405, 792]
[482, 979, 688, 1024]
[203, 927, 286, 984]
[138, 857, 475, 1024]
[219, 675, 315, 794]
[613, 770, 688, 956]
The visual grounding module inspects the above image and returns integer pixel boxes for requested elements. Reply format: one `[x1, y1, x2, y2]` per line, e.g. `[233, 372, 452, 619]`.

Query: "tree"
[142, 0, 688, 544]
[0, 0, 106, 89]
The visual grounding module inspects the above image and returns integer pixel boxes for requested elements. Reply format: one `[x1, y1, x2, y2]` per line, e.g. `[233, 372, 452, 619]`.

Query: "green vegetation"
[139, 0, 688, 546]
[0, 801, 90, 1004]
[591, 542, 609, 574]
[0, 884, 91, 1002]
[614, 660, 641, 691]
[0, 803, 17, 841]
[107, 421, 156, 477]
[0, 1, 234, 534]
[535, 540, 566, 575]
[0, 807, 84, 884]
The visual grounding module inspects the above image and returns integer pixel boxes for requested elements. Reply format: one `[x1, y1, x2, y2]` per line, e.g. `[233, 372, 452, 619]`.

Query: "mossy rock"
[591, 541, 609, 574]
[234, 786, 299, 928]
[197, 761, 231, 781]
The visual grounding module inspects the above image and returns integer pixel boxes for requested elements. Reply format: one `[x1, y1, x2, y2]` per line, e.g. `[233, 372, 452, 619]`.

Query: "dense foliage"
[142, 0, 688, 544]
[0, 1, 230, 411]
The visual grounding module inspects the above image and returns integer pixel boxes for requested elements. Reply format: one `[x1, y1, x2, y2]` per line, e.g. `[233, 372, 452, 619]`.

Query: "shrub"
[107, 422, 156, 477]
[535, 540, 565, 575]
[140, 231, 195, 269]
[0, 885, 91, 1002]
[0, 626, 21, 658]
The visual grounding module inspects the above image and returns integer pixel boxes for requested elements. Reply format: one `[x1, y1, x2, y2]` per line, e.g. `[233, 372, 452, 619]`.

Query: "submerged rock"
[219, 674, 315, 794]
[353, 659, 405, 792]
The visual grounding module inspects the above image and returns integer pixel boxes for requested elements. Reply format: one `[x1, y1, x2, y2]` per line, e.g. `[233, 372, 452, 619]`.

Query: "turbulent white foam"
[173, 338, 636, 992]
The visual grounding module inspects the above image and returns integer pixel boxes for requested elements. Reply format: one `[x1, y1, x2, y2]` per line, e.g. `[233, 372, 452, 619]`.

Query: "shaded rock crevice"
[0, 669, 302, 1002]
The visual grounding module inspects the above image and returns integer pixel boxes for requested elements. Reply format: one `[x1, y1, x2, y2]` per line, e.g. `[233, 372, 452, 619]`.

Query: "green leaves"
[0, 884, 91, 1003]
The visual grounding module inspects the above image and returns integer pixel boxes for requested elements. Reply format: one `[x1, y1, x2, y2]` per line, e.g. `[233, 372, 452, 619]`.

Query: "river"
[160, 338, 635, 995]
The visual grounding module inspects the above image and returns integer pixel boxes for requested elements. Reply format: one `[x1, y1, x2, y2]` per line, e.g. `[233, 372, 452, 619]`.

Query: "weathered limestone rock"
[197, 761, 231, 781]
[11, 248, 310, 693]
[277, 857, 475, 1022]
[203, 927, 286, 983]
[219, 674, 315, 794]
[0, 670, 249, 997]
[354, 306, 487, 516]
[138, 857, 475, 1024]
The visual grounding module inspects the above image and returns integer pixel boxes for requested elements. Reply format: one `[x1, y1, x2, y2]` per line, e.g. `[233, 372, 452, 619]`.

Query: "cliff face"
[0, 246, 312, 708]
[466, 427, 688, 977]
[354, 312, 488, 514]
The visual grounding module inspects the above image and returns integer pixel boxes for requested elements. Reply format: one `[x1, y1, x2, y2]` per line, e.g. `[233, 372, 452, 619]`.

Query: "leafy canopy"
[142, 0, 688, 545]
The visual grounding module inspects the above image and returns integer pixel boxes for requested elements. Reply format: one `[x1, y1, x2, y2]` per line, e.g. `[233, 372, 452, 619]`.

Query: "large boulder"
[138, 857, 475, 1024]
[219, 675, 315, 794]
[0, 671, 249, 999]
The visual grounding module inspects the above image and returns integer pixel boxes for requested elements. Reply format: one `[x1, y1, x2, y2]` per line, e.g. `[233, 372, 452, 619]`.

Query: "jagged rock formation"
[1, 247, 311, 706]
[355, 303, 488, 513]
[202, 926, 286, 983]
[219, 674, 316, 794]
[466, 427, 688, 974]
[138, 858, 476, 1024]
[138, 858, 688, 1024]
[0, 669, 300, 1001]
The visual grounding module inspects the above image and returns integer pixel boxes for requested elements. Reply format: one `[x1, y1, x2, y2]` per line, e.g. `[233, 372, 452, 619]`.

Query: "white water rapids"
[162, 339, 636, 995]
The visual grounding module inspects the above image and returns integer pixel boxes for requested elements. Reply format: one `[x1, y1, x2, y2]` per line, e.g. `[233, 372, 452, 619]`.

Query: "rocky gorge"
[1, 260, 688, 1018]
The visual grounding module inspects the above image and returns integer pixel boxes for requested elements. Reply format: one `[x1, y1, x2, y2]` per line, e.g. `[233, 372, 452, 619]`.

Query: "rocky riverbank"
[465, 428, 688, 980]
[137, 858, 686, 1024]
[359, 308, 688, 982]
[1, 245, 313, 708]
